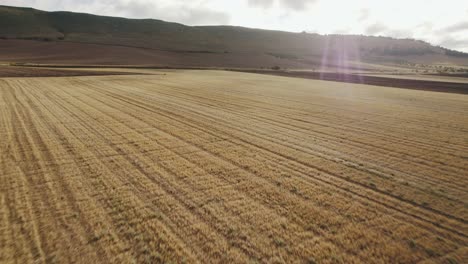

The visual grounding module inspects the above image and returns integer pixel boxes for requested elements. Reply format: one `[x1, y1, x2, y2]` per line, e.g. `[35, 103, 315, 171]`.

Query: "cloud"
[386, 29, 413, 39]
[281, 0, 316, 11]
[182, 8, 230, 25]
[247, 0, 274, 9]
[2, 0, 230, 25]
[416, 22, 433, 33]
[111, 1, 157, 19]
[440, 21, 468, 33]
[358, 9, 370, 21]
[365, 23, 387, 35]
[438, 36, 468, 50]
[111, 1, 230, 25]
[364, 23, 413, 39]
[247, 0, 316, 11]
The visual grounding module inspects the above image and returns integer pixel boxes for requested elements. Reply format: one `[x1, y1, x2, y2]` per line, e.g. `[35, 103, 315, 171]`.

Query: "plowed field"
[1, 70, 467, 263]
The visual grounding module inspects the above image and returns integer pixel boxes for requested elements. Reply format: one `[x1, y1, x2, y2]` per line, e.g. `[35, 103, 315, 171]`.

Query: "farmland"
[0, 70, 467, 263]
[0, 65, 133, 78]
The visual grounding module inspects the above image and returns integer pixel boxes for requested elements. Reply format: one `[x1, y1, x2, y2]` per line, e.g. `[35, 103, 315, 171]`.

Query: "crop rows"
[0, 71, 467, 263]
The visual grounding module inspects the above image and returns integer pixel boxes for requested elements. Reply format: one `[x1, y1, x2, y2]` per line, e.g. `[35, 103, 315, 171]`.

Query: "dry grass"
[0, 65, 135, 77]
[0, 70, 467, 263]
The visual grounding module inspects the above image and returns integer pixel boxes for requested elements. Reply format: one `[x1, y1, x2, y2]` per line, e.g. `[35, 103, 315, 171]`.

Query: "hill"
[1, 5, 467, 68]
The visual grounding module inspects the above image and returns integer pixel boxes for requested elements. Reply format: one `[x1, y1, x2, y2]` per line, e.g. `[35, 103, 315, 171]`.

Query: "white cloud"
[365, 23, 387, 35]
[1, 0, 230, 25]
[440, 22, 468, 33]
[281, 0, 316, 11]
[358, 9, 370, 22]
[247, 0, 316, 11]
[247, 0, 274, 9]
[109, 1, 229, 25]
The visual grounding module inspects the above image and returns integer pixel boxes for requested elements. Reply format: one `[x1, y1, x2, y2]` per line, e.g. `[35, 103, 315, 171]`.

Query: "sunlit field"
[1, 70, 466, 263]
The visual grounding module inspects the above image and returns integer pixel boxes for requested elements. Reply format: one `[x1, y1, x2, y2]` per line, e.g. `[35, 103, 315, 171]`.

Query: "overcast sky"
[3, 0, 468, 52]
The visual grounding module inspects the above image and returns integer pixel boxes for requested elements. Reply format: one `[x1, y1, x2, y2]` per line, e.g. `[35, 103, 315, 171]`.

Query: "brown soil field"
[0, 66, 135, 77]
[4, 39, 465, 72]
[0, 39, 313, 68]
[0, 70, 467, 263]
[235, 70, 468, 94]
[359, 74, 468, 84]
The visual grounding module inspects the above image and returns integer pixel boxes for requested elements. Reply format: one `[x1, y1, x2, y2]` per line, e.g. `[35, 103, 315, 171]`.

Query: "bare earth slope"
[0, 71, 467, 263]
[0, 39, 312, 68]
[1, 5, 468, 68]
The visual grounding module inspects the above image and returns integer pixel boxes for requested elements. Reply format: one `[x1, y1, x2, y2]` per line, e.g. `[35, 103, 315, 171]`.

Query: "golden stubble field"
[0, 70, 467, 263]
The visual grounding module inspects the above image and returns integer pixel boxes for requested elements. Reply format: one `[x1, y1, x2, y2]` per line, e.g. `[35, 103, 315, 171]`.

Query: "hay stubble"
[0, 71, 467, 263]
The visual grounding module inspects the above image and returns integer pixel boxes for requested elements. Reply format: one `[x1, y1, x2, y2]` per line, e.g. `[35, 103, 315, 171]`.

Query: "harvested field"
[0, 70, 467, 263]
[235, 70, 468, 94]
[0, 65, 135, 77]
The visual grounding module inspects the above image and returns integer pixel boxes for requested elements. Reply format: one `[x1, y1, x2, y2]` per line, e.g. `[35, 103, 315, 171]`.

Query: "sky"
[2, 0, 468, 52]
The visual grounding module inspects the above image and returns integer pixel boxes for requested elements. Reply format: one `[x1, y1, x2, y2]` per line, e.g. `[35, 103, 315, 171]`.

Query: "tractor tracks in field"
[2, 74, 467, 263]
[51, 79, 366, 262]
[61, 78, 467, 252]
[17, 81, 201, 263]
[89, 82, 467, 239]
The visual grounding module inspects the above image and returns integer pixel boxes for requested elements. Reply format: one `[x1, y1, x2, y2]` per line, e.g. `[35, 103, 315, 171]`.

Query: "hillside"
[1, 5, 467, 68]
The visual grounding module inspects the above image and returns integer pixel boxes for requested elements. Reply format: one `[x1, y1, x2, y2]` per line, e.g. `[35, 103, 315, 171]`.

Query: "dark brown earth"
[0, 39, 315, 69]
[235, 70, 468, 94]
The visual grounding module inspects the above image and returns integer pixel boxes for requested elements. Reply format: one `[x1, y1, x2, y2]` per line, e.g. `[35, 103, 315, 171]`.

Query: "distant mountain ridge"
[1, 5, 467, 68]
